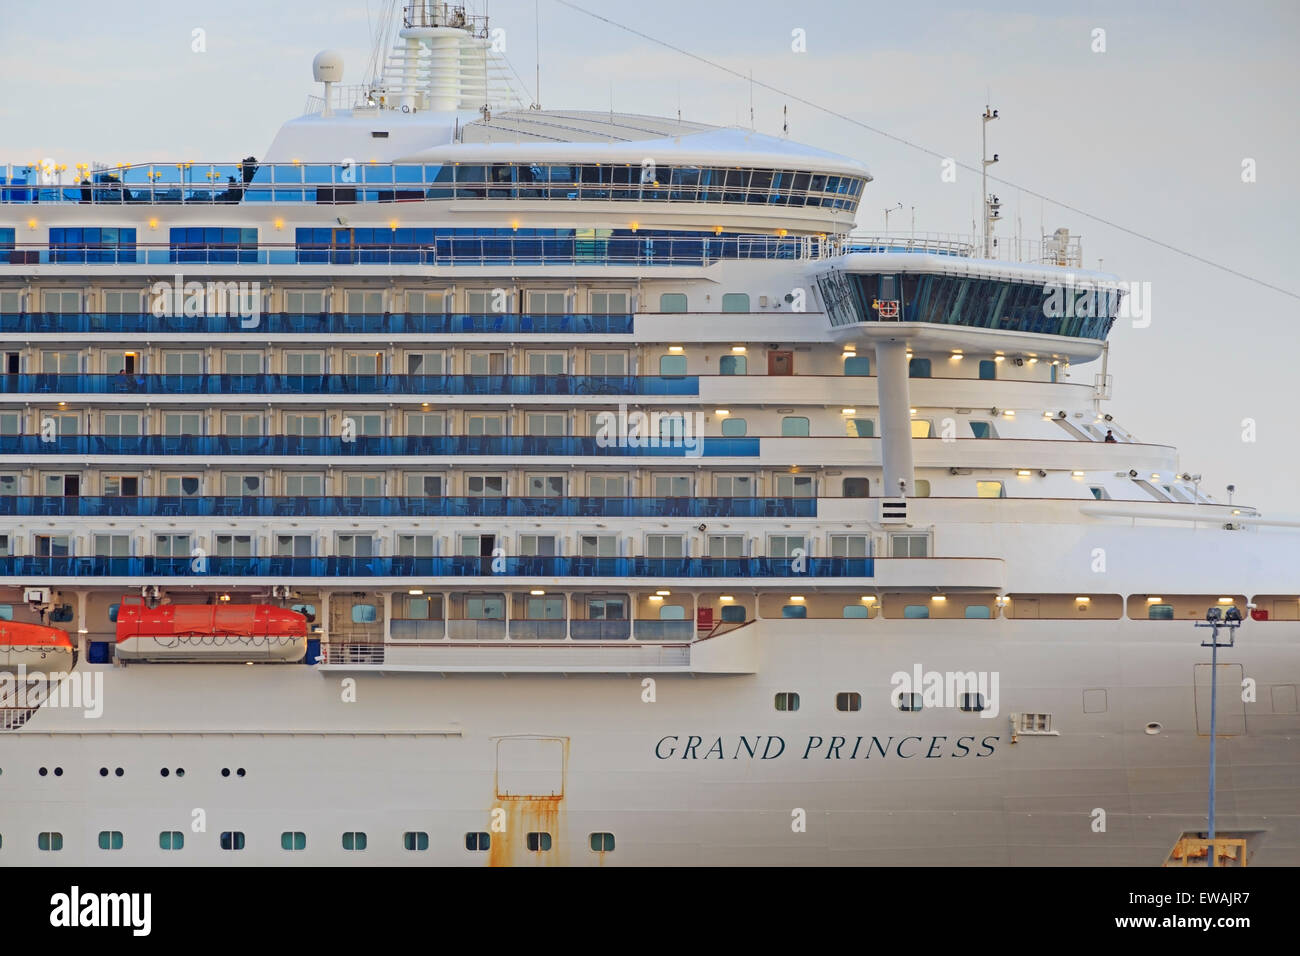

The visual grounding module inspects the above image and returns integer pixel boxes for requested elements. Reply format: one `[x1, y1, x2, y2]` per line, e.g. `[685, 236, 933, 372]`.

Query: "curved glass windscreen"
[0, 161, 867, 212]
[818, 269, 1120, 340]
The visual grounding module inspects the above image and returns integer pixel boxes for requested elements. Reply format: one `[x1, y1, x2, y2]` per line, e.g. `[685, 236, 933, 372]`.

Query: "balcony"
[0, 372, 698, 397]
[0, 435, 759, 459]
[0, 312, 635, 336]
[0, 555, 875, 580]
[0, 495, 815, 519]
[315, 624, 759, 674]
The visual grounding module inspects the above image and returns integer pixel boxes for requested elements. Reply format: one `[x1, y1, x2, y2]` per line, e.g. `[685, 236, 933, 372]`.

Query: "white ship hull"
[5, 617, 1296, 866]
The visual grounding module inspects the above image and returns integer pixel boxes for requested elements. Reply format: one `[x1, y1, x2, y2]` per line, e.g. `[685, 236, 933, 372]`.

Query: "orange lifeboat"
[115, 599, 308, 662]
[0, 620, 76, 671]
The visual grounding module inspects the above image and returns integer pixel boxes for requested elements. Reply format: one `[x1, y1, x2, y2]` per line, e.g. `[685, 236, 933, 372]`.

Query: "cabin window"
[979, 360, 997, 380]
[719, 354, 747, 375]
[465, 832, 491, 851]
[775, 692, 800, 712]
[220, 831, 245, 851]
[342, 831, 367, 851]
[903, 605, 930, 619]
[590, 832, 616, 852]
[976, 481, 1006, 498]
[843, 605, 869, 619]
[836, 692, 863, 711]
[781, 416, 810, 437]
[159, 831, 184, 850]
[721, 417, 747, 436]
[908, 358, 932, 378]
[969, 421, 996, 439]
[98, 831, 124, 850]
[911, 420, 932, 438]
[913, 478, 932, 497]
[844, 356, 870, 376]
[281, 831, 306, 851]
[659, 293, 688, 313]
[49, 604, 73, 623]
[527, 831, 552, 851]
[960, 693, 986, 712]
[965, 605, 992, 619]
[843, 477, 869, 498]
[404, 831, 429, 851]
[107, 603, 120, 623]
[659, 354, 687, 375]
[721, 293, 750, 312]
[891, 533, 929, 557]
[38, 832, 63, 851]
[351, 604, 378, 623]
[720, 605, 747, 622]
[897, 693, 923, 712]
[1148, 604, 1175, 620]
[846, 418, 874, 437]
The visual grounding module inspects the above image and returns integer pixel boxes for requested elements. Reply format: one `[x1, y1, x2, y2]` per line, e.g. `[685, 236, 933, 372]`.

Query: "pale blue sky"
[2, 0, 1297, 511]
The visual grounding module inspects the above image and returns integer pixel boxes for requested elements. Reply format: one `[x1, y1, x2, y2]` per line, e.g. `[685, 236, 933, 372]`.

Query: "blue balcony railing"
[0, 312, 634, 335]
[0, 556, 873, 578]
[0, 435, 758, 457]
[0, 495, 815, 518]
[0, 373, 698, 396]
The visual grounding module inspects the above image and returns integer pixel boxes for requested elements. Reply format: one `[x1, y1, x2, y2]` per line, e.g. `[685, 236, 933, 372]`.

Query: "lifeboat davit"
[115, 600, 308, 662]
[0, 620, 76, 671]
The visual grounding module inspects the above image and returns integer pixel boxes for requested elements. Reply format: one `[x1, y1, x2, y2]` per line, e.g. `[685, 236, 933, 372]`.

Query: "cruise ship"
[1, 2, 1296, 866]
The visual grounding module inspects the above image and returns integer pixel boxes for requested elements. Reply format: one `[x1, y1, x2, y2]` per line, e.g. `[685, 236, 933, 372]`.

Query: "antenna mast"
[531, 0, 542, 110]
[981, 104, 1001, 258]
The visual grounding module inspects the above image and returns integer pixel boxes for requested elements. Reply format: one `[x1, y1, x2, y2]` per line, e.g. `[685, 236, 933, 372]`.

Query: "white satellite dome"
[312, 50, 344, 83]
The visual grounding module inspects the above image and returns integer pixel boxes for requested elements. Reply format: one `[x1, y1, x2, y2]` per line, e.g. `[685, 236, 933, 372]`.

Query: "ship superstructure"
[0, 2, 1296, 866]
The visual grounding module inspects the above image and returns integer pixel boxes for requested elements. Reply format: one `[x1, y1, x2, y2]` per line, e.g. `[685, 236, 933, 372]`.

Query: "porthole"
[160, 768, 169, 777]
[115, 767, 124, 777]
[54, 767, 62, 776]
[1145, 722, 1163, 735]
[38, 767, 47, 777]
[236, 768, 246, 777]
[99, 767, 108, 777]
[221, 768, 231, 777]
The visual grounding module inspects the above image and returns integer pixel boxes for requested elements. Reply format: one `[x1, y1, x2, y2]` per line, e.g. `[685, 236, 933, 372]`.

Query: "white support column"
[875, 340, 915, 497]
[75, 589, 88, 659]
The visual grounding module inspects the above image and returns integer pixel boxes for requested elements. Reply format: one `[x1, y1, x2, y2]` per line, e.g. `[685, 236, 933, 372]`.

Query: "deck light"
[1147, 596, 1162, 603]
[1072, 471, 1086, 477]
[731, 346, 746, 353]
[407, 589, 423, 595]
[668, 345, 684, 353]
[1002, 410, 1015, 418]
[841, 408, 856, 415]
[27, 218, 37, 230]
[656, 589, 671, 596]
[648, 595, 663, 602]
[715, 408, 729, 416]
[994, 355, 1005, 363]
[931, 595, 946, 602]
[274, 218, 284, 230]
[861, 595, 877, 603]
[789, 595, 805, 602]
[719, 595, 735, 602]
[530, 589, 546, 596]
[1217, 597, 1233, 604]
[1150, 473, 1160, 480]
[1016, 469, 1032, 477]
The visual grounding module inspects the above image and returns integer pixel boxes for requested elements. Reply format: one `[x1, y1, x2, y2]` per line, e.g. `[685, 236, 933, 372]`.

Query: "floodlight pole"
[1194, 613, 1240, 866]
